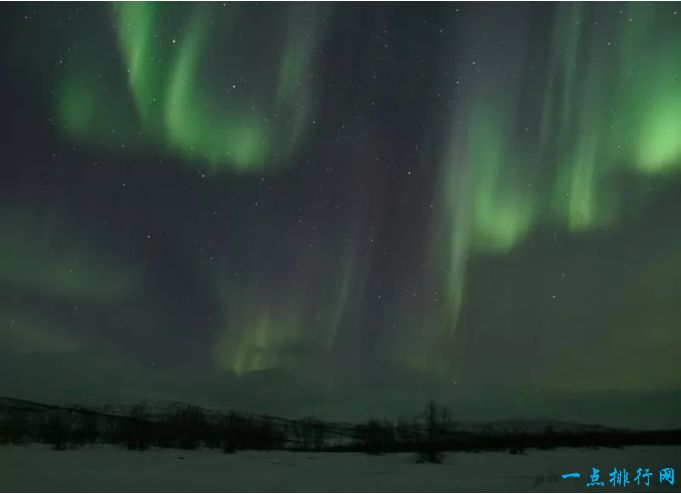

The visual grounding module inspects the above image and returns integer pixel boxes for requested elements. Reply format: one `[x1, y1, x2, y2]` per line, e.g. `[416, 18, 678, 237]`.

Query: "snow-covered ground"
[1, 444, 678, 492]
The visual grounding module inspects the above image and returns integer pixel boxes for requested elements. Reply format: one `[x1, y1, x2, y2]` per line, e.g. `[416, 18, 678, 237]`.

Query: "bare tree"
[292, 417, 327, 451]
[417, 400, 450, 464]
[42, 413, 68, 451]
[354, 420, 395, 455]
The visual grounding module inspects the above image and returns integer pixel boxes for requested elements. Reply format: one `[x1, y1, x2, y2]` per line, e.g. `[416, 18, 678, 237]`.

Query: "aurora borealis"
[56, 2, 324, 171]
[2, 2, 681, 427]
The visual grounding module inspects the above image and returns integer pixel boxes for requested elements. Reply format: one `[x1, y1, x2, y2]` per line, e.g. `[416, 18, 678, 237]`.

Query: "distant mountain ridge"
[2, 395, 681, 453]
[0, 395, 636, 436]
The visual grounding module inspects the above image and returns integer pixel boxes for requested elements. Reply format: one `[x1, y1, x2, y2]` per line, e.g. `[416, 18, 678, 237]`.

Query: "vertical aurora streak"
[3, 2, 681, 421]
[420, 3, 681, 358]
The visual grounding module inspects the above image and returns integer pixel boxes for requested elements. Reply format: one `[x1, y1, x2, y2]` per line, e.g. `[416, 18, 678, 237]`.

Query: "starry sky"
[1, 2, 681, 428]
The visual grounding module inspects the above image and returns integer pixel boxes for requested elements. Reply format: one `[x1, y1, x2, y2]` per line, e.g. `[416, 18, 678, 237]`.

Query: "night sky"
[1, 2, 681, 428]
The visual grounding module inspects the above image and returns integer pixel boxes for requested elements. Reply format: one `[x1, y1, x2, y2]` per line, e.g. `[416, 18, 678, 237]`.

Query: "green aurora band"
[6, 2, 681, 386]
[0, 207, 141, 353]
[212, 226, 371, 376]
[58, 3, 326, 172]
[393, 3, 681, 371]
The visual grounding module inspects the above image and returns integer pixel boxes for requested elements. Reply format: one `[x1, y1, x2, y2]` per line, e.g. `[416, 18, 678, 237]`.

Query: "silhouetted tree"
[42, 413, 69, 450]
[228, 413, 251, 450]
[354, 420, 395, 454]
[417, 400, 450, 464]
[255, 415, 286, 450]
[72, 411, 98, 446]
[395, 418, 419, 447]
[215, 412, 236, 453]
[123, 405, 152, 450]
[171, 405, 206, 449]
[292, 417, 326, 451]
[0, 410, 29, 444]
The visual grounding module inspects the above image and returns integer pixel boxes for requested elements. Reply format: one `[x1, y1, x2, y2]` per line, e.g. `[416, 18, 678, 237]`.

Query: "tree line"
[2, 397, 680, 464]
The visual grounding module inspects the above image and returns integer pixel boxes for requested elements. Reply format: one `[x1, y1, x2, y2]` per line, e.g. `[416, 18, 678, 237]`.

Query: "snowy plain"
[1, 444, 679, 492]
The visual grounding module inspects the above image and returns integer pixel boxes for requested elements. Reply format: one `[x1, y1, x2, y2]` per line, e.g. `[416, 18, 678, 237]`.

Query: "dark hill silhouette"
[1, 395, 680, 459]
